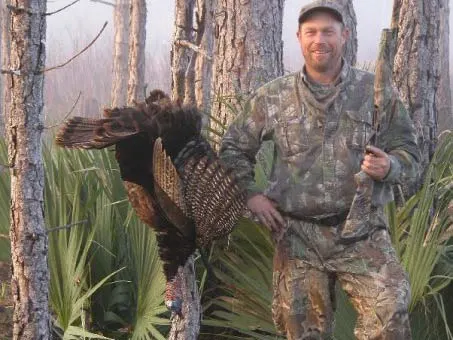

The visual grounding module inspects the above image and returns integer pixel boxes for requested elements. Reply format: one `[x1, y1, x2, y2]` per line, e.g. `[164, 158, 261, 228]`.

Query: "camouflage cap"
[298, 0, 344, 24]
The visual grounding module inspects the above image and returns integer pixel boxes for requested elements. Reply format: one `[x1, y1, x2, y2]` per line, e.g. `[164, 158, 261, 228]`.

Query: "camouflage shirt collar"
[298, 60, 351, 112]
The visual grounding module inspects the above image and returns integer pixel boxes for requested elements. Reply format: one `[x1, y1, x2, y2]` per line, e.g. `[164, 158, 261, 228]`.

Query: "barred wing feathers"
[180, 153, 246, 247]
[152, 138, 194, 240]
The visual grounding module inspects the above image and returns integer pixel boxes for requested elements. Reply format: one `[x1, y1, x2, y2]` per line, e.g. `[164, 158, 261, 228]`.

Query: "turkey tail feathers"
[55, 116, 140, 150]
[55, 117, 112, 149]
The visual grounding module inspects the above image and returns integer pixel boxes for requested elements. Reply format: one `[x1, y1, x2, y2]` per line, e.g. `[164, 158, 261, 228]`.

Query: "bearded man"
[219, 1, 419, 339]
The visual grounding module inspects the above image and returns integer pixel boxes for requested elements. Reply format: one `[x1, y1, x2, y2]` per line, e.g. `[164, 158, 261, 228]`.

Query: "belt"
[281, 210, 349, 226]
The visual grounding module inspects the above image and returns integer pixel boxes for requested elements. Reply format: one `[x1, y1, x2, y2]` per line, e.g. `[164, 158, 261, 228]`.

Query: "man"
[219, 1, 420, 339]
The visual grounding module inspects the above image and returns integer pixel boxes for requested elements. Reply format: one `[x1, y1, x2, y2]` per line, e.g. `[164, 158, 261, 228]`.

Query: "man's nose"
[313, 32, 326, 43]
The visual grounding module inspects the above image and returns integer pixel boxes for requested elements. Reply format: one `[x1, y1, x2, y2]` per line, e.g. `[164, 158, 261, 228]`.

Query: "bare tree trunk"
[168, 2, 207, 338]
[194, 0, 214, 112]
[210, 0, 284, 148]
[0, 4, 3, 128]
[437, 0, 452, 132]
[111, 0, 130, 107]
[1, 1, 11, 135]
[171, 0, 195, 103]
[167, 256, 200, 340]
[392, 0, 441, 189]
[171, 0, 214, 110]
[6, 0, 50, 338]
[338, 0, 357, 66]
[127, 0, 146, 105]
[183, 0, 207, 106]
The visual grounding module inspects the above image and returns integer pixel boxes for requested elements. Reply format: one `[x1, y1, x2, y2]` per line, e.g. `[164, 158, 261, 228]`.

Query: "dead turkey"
[55, 90, 246, 313]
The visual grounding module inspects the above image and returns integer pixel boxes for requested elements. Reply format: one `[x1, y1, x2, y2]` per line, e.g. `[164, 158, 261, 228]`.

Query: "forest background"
[44, 0, 405, 118]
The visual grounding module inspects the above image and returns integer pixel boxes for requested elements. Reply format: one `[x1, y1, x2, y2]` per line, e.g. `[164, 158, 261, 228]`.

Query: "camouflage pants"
[272, 217, 412, 340]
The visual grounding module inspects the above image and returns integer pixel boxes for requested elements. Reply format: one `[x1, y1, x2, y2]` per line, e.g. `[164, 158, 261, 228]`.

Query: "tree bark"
[338, 0, 357, 66]
[1, 1, 11, 135]
[111, 0, 130, 107]
[6, 0, 50, 338]
[169, 5, 202, 339]
[437, 0, 452, 132]
[167, 257, 200, 340]
[210, 0, 284, 148]
[392, 0, 441, 186]
[0, 4, 3, 129]
[194, 0, 214, 112]
[171, 0, 214, 111]
[127, 0, 146, 105]
[171, 0, 195, 104]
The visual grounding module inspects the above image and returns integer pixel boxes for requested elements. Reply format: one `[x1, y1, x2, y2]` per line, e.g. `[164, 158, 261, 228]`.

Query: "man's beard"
[306, 54, 333, 72]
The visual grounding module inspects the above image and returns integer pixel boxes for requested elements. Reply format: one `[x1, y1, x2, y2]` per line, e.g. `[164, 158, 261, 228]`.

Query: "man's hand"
[361, 145, 390, 180]
[247, 194, 285, 233]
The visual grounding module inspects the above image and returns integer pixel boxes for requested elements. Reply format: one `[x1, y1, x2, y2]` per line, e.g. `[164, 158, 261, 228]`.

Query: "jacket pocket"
[275, 116, 309, 157]
[345, 110, 373, 150]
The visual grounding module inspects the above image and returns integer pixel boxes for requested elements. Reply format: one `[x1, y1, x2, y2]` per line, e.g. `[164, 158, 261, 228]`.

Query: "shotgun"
[340, 29, 397, 241]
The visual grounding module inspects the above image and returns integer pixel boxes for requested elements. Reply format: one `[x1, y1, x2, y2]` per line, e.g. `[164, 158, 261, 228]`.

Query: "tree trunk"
[338, 0, 357, 66]
[437, 0, 452, 132]
[171, 0, 195, 103]
[6, 0, 50, 338]
[392, 0, 441, 188]
[127, 0, 146, 105]
[194, 0, 214, 112]
[171, 0, 214, 111]
[0, 4, 3, 129]
[111, 0, 130, 107]
[167, 256, 200, 340]
[1, 1, 11, 135]
[210, 0, 284, 149]
[169, 3, 201, 339]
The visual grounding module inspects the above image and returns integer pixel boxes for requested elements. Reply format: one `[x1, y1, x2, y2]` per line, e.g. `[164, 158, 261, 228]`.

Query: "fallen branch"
[175, 39, 212, 61]
[45, 91, 82, 129]
[45, 0, 80, 16]
[41, 21, 108, 73]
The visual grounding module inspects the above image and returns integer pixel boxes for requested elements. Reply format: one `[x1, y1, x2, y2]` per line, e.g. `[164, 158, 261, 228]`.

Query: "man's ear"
[342, 27, 350, 43]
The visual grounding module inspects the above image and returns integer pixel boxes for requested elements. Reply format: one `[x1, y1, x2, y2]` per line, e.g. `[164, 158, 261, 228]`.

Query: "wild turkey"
[55, 90, 246, 313]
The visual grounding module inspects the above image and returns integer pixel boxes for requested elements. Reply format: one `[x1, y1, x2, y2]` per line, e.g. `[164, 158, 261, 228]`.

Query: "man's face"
[297, 11, 348, 73]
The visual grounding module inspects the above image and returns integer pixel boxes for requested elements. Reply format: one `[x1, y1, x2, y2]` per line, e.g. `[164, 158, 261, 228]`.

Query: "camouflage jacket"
[219, 62, 420, 219]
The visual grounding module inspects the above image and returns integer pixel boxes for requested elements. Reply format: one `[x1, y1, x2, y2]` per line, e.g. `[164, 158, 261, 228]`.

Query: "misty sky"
[45, 0, 445, 71]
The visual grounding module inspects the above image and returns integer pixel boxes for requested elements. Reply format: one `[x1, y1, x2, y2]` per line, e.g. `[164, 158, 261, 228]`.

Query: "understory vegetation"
[0, 129, 452, 339]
